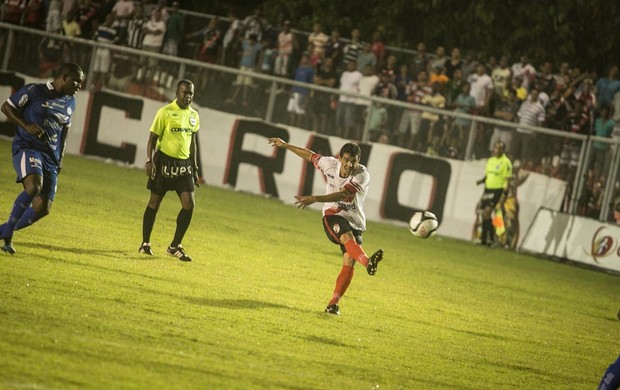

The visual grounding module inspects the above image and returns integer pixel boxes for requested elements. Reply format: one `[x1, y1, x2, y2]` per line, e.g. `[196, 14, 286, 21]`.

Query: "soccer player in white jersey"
[268, 138, 384, 315]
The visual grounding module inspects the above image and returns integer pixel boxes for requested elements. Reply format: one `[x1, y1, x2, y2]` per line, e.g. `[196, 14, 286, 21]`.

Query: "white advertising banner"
[521, 208, 620, 273]
[0, 75, 567, 246]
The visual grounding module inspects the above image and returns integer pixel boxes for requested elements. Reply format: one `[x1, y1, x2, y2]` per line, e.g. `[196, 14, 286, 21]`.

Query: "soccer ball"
[409, 211, 439, 239]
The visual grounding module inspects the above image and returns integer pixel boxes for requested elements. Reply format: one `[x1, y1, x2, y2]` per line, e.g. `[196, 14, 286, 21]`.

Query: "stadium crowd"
[2, 0, 620, 222]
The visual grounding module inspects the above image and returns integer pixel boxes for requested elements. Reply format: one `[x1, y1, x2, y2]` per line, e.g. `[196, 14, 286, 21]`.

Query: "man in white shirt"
[468, 63, 494, 113]
[268, 138, 384, 316]
[336, 60, 363, 139]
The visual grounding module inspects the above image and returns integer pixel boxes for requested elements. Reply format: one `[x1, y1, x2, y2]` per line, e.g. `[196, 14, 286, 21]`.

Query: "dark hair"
[176, 79, 194, 91]
[339, 143, 361, 158]
[55, 63, 83, 79]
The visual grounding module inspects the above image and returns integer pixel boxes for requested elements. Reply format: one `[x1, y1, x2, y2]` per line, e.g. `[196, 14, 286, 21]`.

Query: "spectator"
[397, 69, 431, 149]
[514, 87, 545, 167]
[4, 0, 25, 24]
[448, 81, 476, 157]
[489, 88, 519, 157]
[311, 57, 338, 134]
[221, 9, 241, 65]
[468, 63, 494, 115]
[273, 20, 295, 77]
[428, 45, 446, 73]
[336, 60, 363, 139]
[430, 64, 449, 86]
[242, 7, 268, 41]
[354, 64, 380, 140]
[591, 105, 615, 174]
[187, 16, 221, 64]
[342, 28, 363, 71]
[111, 0, 134, 43]
[511, 55, 536, 90]
[287, 52, 314, 128]
[62, 9, 81, 37]
[227, 33, 262, 107]
[356, 42, 376, 73]
[324, 29, 344, 70]
[76, 0, 98, 39]
[60, 0, 77, 21]
[446, 67, 465, 108]
[162, 1, 183, 57]
[141, 7, 166, 80]
[371, 30, 385, 71]
[367, 101, 388, 140]
[461, 49, 479, 80]
[536, 61, 557, 96]
[595, 65, 620, 109]
[491, 55, 512, 99]
[126, 4, 145, 50]
[22, 0, 44, 29]
[444, 47, 463, 79]
[45, 0, 62, 33]
[409, 42, 428, 77]
[307, 22, 328, 66]
[92, 12, 118, 89]
[418, 81, 446, 153]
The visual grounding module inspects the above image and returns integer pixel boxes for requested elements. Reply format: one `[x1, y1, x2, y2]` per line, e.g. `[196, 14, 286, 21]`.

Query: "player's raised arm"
[268, 137, 314, 162]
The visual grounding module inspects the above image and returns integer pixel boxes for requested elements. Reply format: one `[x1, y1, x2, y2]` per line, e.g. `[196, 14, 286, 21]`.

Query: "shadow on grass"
[16, 242, 145, 260]
[187, 297, 309, 313]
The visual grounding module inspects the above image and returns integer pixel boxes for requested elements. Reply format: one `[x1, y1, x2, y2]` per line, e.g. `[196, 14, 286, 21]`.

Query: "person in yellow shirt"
[476, 141, 512, 246]
[139, 80, 200, 261]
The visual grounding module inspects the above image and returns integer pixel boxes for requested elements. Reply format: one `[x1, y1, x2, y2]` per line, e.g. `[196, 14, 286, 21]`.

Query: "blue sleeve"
[598, 355, 620, 390]
[8, 84, 36, 111]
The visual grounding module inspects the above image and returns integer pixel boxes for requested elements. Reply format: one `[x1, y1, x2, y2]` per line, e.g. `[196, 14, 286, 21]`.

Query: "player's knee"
[339, 231, 355, 245]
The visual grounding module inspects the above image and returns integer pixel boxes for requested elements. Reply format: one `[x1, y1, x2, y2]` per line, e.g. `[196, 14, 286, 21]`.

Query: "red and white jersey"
[312, 154, 369, 231]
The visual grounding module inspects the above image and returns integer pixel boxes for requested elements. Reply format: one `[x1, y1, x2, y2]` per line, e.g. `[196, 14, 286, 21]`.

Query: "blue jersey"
[7, 81, 76, 166]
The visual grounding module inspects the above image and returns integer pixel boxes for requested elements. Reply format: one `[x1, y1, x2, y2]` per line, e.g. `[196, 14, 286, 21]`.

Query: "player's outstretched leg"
[325, 304, 340, 315]
[366, 249, 384, 276]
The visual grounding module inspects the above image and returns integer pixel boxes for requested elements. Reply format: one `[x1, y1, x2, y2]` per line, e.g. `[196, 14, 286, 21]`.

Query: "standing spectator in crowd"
[242, 7, 268, 41]
[476, 141, 512, 247]
[444, 47, 463, 79]
[489, 88, 519, 157]
[76, 0, 98, 39]
[46, 0, 62, 33]
[141, 7, 166, 75]
[591, 105, 615, 174]
[448, 81, 475, 157]
[428, 45, 446, 73]
[307, 22, 328, 66]
[429, 64, 449, 87]
[92, 12, 118, 89]
[187, 16, 221, 64]
[418, 81, 445, 153]
[336, 60, 363, 139]
[273, 20, 295, 77]
[536, 61, 557, 96]
[311, 57, 338, 134]
[461, 49, 479, 80]
[554, 62, 572, 92]
[354, 64, 380, 140]
[356, 42, 376, 73]
[126, 4, 145, 50]
[4, 0, 25, 24]
[398, 69, 431, 150]
[139, 79, 200, 262]
[468, 63, 494, 115]
[374, 69, 398, 100]
[371, 30, 385, 72]
[162, 1, 183, 57]
[515, 87, 545, 167]
[60, 0, 77, 21]
[111, 0, 134, 43]
[220, 9, 241, 65]
[446, 67, 465, 108]
[395, 63, 412, 102]
[287, 52, 314, 128]
[23, 0, 44, 29]
[511, 55, 536, 91]
[409, 42, 430, 79]
[227, 33, 261, 107]
[0, 63, 84, 255]
[62, 9, 82, 37]
[267, 138, 384, 316]
[324, 29, 344, 70]
[595, 65, 620, 109]
[491, 55, 512, 99]
[342, 28, 363, 71]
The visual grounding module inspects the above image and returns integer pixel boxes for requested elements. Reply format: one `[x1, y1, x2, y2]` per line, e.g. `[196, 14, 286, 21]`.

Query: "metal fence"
[1, 22, 619, 223]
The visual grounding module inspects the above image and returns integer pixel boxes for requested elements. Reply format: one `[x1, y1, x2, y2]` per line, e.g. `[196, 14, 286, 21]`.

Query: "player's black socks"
[171, 208, 193, 248]
[142, 206, 158, 243]
[481, 218, 494, 244]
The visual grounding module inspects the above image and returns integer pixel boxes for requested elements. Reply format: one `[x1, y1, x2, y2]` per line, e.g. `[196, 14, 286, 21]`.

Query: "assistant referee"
[476, 141, 512, 247]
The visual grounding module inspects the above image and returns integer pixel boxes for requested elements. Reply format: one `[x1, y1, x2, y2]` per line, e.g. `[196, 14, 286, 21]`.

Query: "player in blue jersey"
[0, 63, 84, 255]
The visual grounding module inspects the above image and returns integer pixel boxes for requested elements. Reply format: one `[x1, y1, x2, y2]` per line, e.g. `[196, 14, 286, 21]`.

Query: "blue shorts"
[12, 149, 58, 201]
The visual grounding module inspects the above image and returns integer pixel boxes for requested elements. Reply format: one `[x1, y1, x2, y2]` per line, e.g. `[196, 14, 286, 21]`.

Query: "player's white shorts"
[93, 48, 111, 73]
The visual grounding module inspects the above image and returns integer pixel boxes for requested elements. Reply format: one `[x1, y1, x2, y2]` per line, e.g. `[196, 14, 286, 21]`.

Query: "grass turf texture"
[0, 138, 618, 389]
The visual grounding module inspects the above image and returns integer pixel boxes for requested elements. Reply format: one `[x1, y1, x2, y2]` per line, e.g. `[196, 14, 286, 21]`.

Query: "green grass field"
[0, 137, 618, 389]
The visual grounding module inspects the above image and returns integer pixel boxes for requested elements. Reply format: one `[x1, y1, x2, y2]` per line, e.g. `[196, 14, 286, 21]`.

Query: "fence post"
[599, 140, 620, 221]
[265, 80, 277, 123]
[568, 138, 592, 214]
[362, 100, 374, 143]
[2, 28, 15, 71]
[464, 119, 477, 160]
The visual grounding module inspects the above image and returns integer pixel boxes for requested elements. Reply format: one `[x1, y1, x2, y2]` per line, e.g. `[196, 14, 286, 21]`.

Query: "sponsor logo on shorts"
[333, 224, 340, 234]
[162, 165, 193, 178]
[29, 156, 42, 169]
